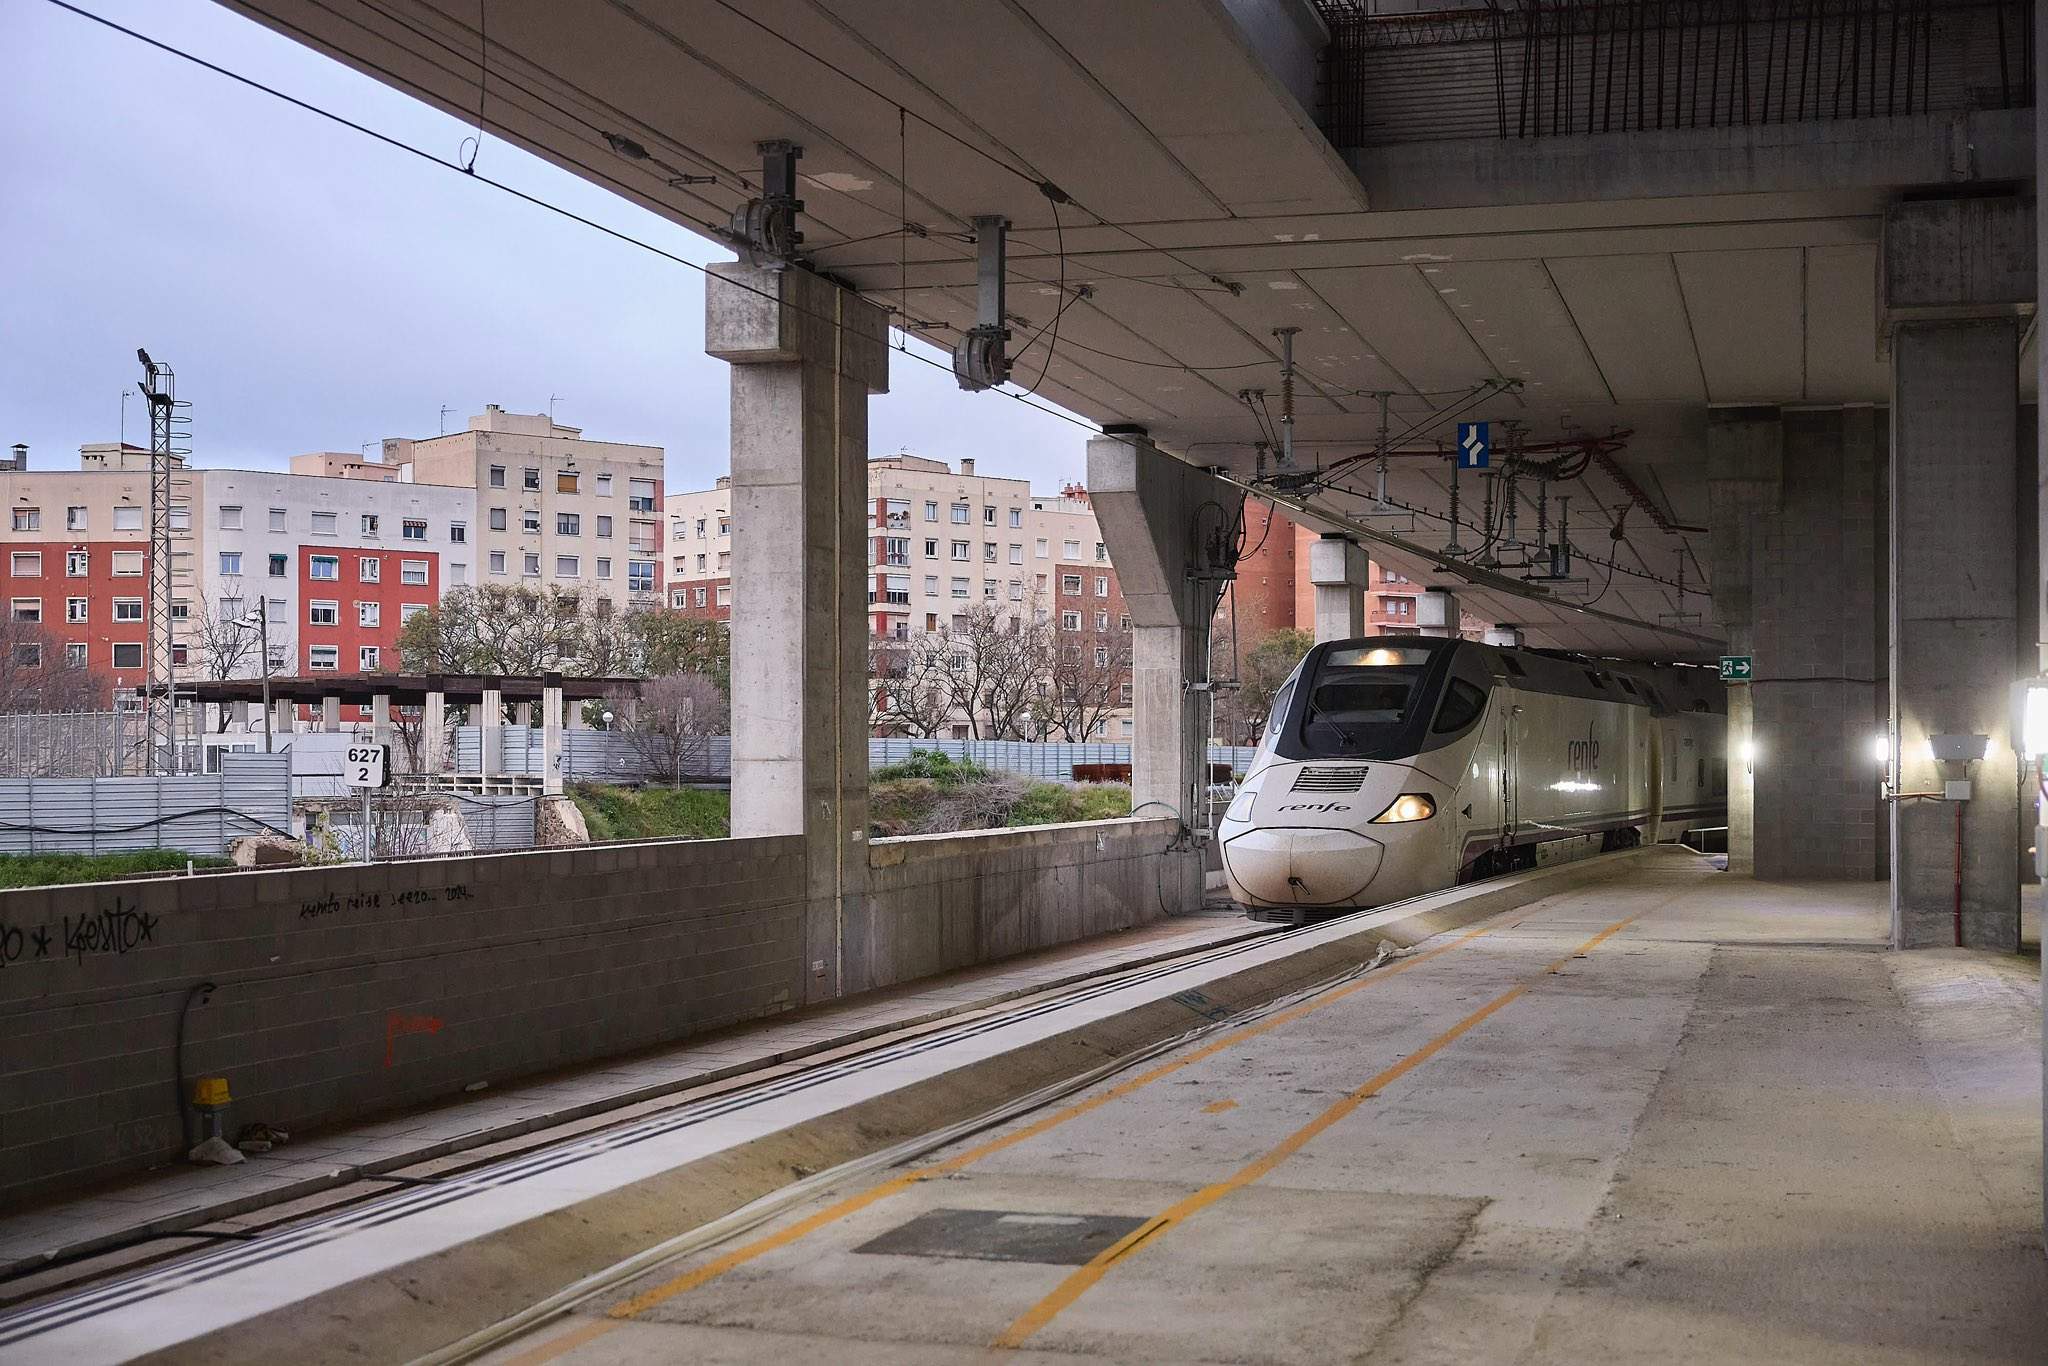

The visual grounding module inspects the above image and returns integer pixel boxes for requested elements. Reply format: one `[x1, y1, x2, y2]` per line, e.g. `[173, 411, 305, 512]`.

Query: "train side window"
[1432, 678, 1488, 734]
[1264, 677, 1296, 744]
[1500, 657, 1525, 677]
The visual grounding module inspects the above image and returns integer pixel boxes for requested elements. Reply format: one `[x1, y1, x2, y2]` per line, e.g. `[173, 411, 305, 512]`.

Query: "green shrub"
[569, 784, 730, 842]
[0, 850, 233, 890]
[871, 750, 989, 787]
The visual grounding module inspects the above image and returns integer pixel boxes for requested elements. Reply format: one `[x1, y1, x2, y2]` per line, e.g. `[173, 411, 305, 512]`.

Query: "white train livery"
[1219, 636, 1726, 918]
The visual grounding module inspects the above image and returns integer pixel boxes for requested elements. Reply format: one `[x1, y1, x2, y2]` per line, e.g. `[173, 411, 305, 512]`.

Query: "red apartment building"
[297, 544, 439, 679]
[0, 537, 157, 699]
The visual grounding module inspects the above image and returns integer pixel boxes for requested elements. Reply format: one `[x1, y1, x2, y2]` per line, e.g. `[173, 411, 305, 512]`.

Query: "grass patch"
[0, 850, 233, 889]
[570, 783, 731, 842]
[869, 774, 1131, 837]
[871, 750, 990, 787]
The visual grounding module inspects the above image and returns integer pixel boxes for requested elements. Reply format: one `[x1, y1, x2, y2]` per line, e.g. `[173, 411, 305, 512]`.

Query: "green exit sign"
[1719, 655, 1754, 683]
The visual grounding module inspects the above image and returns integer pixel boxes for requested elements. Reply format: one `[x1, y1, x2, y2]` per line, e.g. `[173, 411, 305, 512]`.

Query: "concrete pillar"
[320, 695, 341, 733]
[272, 697, 294, 738]
[542, 673, 564, 796]
[232, 700, 251, 729]
[1306, 536, 1367, 643]
[370, 692, 392, 755]
[513, 701, 533, 728]
[479, 687, 502, 779]
[1883, 194, 2034, 950]
[1088, 431, 1244, 826]
[705, 262, 889, 1001]
[1416, 589, 1460, 638]
[567, 698, 589, 730]
[421, 689, 446, 774]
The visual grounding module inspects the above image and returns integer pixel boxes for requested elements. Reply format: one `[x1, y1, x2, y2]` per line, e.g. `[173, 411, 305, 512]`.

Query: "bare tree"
[869, 635, 956, 737]
[0, 617, 104, 713]
[616, 673, 728, 784]
[935, 602, 1048, 739]
[1049, 626, 1132, 742]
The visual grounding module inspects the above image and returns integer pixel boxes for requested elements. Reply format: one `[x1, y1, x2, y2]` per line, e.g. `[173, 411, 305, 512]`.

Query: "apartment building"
[381, 406, 663, 610]
[664, 477, 732, 619]
[0, 444, 200, 697]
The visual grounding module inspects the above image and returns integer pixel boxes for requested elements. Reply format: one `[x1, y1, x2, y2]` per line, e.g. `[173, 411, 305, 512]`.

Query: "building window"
[219, 597, 242, 622]
[65, 550, 87, 577]
[399, 603, 427, 624]
[951, 540, 969, 561]
[920, 500, 937, 522]
[983, 506, 996, 525]
[920, 538, 936, 558]
[168, 507, 191, 532]
[10, 598, 40, 623]
[449, 521, 466, 543]
[1009, 508, 1022, 528]
[596, 515, 612, 538]
[269, 507, 287, 532]
[628, 479, 656, 512]
[1120, 614, 1131, 630]
[113, 598, 143, 622]
[883, 537, 909, 566]
[357, 601, 380, 628]
[523, 467, 541, 490]
[63, 505, 86, 531]
[695, 554, 707, 572]
[312, 511, 337, 535]
[310, 554, 339, 580]
[557, 513, 580, 536]
[170, 598, 189, 621]
[65, 642, 86, 668]
[1096, 611, 1109, 630]
[694, 586, 708, 608]
[219, 551, 242, 576]
[556, 555, 580, 577]
[883, 574, 911, 605]
[488, 551, 506, 575]
[1063, 540, 1081, 558]
[522, 510, 541, 534]
[268, 553, 288, 577]
[715, 584, 731, 607]
[219, 505, 243, 530]
[488, 465, 506, 488]
[307, 645, 338, 671]
[1061, 610, 1081, 630]
[111, 642, 143, 669]
[694, 518, 706, 538]
[983, 543, 997, 563]
[950, 503, 970, 524]
[354, 556, 378, 582]
[596, 473, 612, 496]
[628, 560, 656, 592]
[308, 601, 338, 626]
[1096, 575, 1109, 597]
[595, 556, 611, 578]
[1095, 542, 1107, 562]
[112, 506, 141, 531]
[402, 518, 427, 541]
[9, 552, 40, 577]
[12, 640, 40, 667]
[1094, 644, 1109, 667]
[112, 550, 142, 576]
[360, 514, 380, 538]
[400, 560, 429, 585]
[921, 574, 937, 596]
[984, 580, 997, 599]
[557, 471, 579, 493]
[950, 577, 969, 599]
[523, 553, 541, 577]
[1009, 544, 1023, 564]
[489, 508, 507, 531]
[359, 645, 381, 671]
[1034, 538, 1048, 559]
[1061, 574, 1081, 594]
[65, 597, 87, 623]
[10, 508, 38, 532]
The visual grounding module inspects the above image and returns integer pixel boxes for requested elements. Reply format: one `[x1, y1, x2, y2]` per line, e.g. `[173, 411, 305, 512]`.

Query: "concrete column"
[1306, 536, 1367, 643]
[421, 689, 446, 773]
[320, 695, 341, 733]
[542, 673, 564, 796]
[479, 687, 502, 779]
[567, 699, 589, 730]
[1416, 589, 1460, 638]
[513, 701, 533, 728]
[1883, 194, 2034, 950]
[705, 262, 888, 1001]
[370, 692, 392, 754]
[232, 700, 252, 729]
[272, 697, 294, 738]
[1088, 431, 1244, 825]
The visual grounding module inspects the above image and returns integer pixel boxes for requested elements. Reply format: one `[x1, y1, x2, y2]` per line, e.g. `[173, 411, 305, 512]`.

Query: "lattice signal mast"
[135, 349, 188, 775]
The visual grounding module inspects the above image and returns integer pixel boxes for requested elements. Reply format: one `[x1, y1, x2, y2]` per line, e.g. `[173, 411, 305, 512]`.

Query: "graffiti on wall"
[0, 897, 159, 969]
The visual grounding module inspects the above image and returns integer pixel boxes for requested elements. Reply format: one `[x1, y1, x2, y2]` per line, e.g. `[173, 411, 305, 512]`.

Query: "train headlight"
[1224, 788, 1256, 823]
[1370, 793, 1436, 824]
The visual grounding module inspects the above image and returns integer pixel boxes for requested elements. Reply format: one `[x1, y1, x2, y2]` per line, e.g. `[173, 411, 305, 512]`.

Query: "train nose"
[1221, 827, 1384, 906]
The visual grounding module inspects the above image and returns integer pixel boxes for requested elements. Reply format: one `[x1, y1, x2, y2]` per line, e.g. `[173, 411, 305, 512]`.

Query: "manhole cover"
[854, 1208, 1147, 1266]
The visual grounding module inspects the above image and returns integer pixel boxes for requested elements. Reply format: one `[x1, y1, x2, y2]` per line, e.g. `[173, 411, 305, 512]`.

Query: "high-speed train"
[1219, 636, 1725, 918]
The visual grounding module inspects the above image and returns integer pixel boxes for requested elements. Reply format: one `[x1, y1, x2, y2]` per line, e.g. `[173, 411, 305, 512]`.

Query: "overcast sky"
[0, 0, 1091, 493]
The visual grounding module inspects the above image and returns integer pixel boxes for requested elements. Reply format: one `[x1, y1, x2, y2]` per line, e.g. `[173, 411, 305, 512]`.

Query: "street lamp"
[230, 598, 273, 753]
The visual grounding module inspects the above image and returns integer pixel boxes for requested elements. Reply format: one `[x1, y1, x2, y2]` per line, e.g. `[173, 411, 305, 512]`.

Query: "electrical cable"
[41, 0, 1104, 438]
[457, 0, 485, 172]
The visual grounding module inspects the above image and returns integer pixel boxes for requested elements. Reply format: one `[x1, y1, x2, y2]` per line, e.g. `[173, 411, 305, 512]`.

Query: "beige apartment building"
[378, 406, 664, 609]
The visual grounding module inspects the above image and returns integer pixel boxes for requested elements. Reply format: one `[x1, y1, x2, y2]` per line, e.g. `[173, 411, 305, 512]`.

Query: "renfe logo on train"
[1277, 802, 1352, 814]
[1566, 727, 1601, 778]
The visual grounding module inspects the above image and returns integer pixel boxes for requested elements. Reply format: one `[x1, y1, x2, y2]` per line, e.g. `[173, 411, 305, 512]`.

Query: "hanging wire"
[457, 0, 486, 172]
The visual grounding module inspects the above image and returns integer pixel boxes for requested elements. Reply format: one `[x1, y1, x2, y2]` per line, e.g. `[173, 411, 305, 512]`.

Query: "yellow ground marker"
[1199, 1099, 1238, 1115]
[990, 912, 1644, 1351]
[514, 900, 1545, 1361]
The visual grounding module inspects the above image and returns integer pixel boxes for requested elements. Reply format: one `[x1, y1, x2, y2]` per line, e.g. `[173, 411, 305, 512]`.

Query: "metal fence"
[868, 739, 1260, 781]
[0, 710, 148, 778]
[0, 752, 292, 857]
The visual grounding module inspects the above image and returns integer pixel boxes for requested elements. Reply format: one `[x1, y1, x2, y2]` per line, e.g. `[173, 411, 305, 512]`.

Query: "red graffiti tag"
[384, 1011, 445, 1068]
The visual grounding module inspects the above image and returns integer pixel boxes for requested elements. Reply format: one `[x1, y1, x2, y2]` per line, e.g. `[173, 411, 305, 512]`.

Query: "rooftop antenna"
[136, 349, 188, 775]
[120, 388, 133, 446]
[549, 394, 562, 424]
[439, 404, 453, 435]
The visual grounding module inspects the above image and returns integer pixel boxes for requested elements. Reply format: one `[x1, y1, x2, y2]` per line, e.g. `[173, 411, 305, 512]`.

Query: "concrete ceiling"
[217, 0, 2035, 662]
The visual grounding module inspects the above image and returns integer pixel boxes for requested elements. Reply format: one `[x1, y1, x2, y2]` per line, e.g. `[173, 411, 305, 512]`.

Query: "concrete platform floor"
[498, 860, 2045, 1364]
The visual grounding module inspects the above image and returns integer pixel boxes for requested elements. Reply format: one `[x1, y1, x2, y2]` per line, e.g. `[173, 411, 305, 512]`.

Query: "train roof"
[1319, 635, 1726, 718]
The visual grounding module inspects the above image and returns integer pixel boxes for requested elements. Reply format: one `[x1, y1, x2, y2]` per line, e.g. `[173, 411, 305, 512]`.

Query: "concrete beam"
[707, 262, 888, 1002]
[1307, 535, 1367, 642]
[1088, 432, 1244, 824]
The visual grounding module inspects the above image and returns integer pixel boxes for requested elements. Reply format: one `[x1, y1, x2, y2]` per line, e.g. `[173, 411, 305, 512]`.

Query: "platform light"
[2023, 681, 2048, 759]
[1871, 732, 1890, 765]
[1738, 738, 1757, 772]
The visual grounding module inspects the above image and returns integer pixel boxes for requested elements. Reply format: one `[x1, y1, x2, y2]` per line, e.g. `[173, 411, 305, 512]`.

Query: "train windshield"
[1296, 644, 1444, 759]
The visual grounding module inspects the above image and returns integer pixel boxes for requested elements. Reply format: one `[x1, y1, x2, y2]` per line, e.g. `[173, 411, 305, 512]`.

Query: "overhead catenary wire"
[42, 0, 1102, 438]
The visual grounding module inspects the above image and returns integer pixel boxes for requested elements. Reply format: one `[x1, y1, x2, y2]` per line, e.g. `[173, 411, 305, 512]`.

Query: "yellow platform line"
[990, 911, 1644, 1351]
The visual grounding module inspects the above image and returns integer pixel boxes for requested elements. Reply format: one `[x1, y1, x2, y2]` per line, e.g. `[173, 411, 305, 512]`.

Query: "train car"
[1218, 635, 1725, 919]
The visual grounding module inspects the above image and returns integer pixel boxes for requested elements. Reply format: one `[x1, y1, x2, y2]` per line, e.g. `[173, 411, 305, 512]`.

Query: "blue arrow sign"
[1456, 421, 1490, 469]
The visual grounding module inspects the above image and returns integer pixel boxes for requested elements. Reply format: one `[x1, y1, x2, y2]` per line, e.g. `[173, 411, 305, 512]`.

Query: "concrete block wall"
[0, 836, 806, 1203]
[861, 818, 1199, 992]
